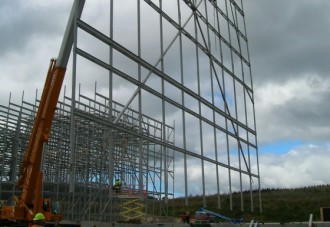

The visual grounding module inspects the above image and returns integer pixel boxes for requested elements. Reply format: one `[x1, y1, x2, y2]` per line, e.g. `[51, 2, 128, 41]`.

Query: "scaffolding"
[0, 87, 174, 222]
[0, 0, 261, 224]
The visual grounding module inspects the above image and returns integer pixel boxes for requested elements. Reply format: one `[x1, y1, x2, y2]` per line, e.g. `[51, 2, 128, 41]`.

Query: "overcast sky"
[1, 0, 330, 192]
[244, 0, 330, 189]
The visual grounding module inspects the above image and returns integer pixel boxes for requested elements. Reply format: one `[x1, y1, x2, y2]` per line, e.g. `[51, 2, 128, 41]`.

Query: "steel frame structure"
[0, 0, 261, 224]
[0, 87, 175, 222]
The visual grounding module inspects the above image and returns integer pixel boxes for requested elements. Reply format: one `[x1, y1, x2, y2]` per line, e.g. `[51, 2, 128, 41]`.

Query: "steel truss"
[0, 88, 174, 222]
[0, 0, 261, 224]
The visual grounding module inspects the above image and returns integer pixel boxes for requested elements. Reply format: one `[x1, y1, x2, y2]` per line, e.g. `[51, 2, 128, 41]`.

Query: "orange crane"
[0, 0, 85, 226]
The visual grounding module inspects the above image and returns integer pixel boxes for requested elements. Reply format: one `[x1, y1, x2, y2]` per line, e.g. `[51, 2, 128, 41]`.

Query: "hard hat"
[33, 213, 45, 221]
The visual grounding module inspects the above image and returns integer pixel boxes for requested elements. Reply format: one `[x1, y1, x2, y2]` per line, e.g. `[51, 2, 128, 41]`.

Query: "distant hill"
[171, 185, 330, 223]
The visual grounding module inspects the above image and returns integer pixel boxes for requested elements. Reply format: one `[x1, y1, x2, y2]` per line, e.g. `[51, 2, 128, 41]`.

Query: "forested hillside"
[172, 185, 330, 223]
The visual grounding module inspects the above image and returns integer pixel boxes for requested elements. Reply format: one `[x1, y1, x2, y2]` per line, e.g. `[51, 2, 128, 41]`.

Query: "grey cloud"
[0, 1, 71, 56]
[255, 74, 330, 144]
[2, 0, 330, 192]
[245, 0, 330, 85]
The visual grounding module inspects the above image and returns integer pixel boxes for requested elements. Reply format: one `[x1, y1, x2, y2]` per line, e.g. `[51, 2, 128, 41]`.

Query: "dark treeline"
[171, 185, 330, 223]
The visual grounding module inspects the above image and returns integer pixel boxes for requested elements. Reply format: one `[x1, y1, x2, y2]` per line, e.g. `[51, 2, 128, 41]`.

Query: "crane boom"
[0, 0, 85, 225]
[17, 59, 66, 217]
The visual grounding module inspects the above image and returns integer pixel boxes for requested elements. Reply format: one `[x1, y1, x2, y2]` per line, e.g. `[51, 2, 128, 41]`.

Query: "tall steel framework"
[0, 0, 261, 224]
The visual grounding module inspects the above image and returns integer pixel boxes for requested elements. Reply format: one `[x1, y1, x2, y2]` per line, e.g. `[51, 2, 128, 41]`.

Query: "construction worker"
[113, 179, 122, 193]
[184, 210, 190, 224]
[31, 213, 45, 227]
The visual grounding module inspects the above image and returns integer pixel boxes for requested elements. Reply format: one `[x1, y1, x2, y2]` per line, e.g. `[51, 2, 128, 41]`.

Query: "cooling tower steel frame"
[0, 0, 261, 223]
